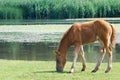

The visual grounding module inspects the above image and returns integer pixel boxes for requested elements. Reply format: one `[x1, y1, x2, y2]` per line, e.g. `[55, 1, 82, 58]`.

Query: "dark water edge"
[0, 42, 119, 63]
[0, 18, 120, 25]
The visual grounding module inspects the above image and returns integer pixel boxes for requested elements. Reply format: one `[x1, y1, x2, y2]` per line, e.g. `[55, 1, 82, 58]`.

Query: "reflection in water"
[0, 42, 119, 62]
[0, 42, 56, 61]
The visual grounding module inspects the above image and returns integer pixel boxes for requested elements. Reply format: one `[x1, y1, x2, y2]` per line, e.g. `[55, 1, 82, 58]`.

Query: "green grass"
[0, 60, 120, 80]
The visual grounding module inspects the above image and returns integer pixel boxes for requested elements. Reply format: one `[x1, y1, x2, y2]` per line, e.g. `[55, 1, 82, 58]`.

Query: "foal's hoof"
[68, 71, 73, 74]
[105, 70, 109, 73]
[105, 69, 111, 73]
[81, 69, 85, 72]
[91, 67, 99, 73]
[91, 70, 97, 73]
[105, 67, 111, 73]
[69, 69, 74, 73]
[69, 71, 73, 74]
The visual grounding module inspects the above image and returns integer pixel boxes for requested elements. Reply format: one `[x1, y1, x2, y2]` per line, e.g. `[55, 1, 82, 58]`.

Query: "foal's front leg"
[79, 45, 86, 71]
[69, 44, 80, 73]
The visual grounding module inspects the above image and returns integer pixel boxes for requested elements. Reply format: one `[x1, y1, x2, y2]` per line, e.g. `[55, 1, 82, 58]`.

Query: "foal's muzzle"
[56, 67, 63, 72]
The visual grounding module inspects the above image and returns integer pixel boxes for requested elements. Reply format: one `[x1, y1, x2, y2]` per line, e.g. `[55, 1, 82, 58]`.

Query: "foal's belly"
[81, 32, 97, 44]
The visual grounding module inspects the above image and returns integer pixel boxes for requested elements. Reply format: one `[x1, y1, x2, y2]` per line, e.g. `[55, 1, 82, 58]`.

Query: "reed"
[0, 0, 120, 19]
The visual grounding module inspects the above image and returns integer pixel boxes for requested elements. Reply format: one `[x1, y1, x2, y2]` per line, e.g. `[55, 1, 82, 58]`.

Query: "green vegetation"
[0, 0, 120, 19]
[0, 60, 120, 80]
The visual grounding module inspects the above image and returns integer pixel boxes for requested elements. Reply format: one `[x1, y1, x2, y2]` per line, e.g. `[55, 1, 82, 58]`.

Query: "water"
[0, 42, 56, 61]
[0, 24, 119, 62]
[0, 42, 119, 62]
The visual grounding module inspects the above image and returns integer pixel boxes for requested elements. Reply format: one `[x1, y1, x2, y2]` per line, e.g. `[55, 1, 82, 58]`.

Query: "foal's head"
[55, 50, 66, 72]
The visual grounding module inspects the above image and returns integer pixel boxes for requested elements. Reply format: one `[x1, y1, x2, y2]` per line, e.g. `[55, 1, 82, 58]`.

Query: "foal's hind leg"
[104, 36, 112, 73]
[105, 46, 112, 73]
[92, 42, 106, 73]
[69, 44, 80, 73]
[94, 35, 112, 73]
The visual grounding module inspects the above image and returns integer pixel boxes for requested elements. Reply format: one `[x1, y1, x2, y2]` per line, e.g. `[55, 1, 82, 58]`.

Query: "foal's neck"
[58, 38, 70, 55]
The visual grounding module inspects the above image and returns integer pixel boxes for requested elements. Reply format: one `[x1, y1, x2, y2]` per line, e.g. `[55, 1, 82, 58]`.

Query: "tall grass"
[0, 0, 120, 19]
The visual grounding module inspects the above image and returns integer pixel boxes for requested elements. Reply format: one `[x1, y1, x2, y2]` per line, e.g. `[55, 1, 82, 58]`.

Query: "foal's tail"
[110, 24, 116, 48]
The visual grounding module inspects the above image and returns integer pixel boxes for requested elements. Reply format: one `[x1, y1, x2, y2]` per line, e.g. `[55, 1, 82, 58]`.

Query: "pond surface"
[0, 24, 119, 62]
[0, 42, 120, 63]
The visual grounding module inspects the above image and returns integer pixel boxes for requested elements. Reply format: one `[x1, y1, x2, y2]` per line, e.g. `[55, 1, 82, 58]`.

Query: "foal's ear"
[54, 50, 60, 56]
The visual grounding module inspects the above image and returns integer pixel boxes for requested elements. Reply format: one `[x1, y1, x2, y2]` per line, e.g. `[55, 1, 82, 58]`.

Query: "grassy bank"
[0, 0, 120, 19]
[0, 60, 120, 80]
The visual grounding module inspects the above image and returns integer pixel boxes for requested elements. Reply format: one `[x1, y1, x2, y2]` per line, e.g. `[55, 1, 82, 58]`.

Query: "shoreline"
[1, 18, 120, 25]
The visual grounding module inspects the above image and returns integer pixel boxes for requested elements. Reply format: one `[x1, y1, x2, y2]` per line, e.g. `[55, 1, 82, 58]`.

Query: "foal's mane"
[58, 27, 72, 50]
[61, 27, 71, 42]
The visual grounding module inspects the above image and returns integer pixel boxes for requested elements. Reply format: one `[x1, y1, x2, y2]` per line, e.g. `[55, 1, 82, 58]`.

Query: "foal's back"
[71, 20, 112, 45]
